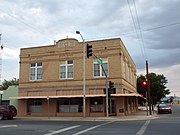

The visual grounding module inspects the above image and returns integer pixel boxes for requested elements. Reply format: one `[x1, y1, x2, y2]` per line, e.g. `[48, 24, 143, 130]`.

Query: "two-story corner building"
[18, 37, 140, 117]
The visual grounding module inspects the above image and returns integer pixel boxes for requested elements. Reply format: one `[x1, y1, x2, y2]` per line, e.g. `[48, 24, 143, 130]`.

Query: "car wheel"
[7, 116, 13, 120]
[0, 114, 3, 120]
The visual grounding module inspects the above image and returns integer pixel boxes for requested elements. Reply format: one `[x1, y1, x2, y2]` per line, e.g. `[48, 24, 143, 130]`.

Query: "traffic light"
[109, 81, 114, 90]
[86, 44, 92, 58]
[108, 81, 116, 97]
[142, 80, 147, 87]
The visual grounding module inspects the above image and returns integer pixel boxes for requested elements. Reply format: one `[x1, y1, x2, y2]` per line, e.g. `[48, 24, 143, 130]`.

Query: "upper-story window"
[60, 60, 74, 79]
[123, 60, 126, 79]
[30, 62, 42, 81]
[128, 66, 131, 82]
[93, 59, 108, 77]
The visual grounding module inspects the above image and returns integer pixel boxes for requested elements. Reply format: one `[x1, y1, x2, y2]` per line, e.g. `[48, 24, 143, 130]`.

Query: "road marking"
[0, 125, 18, 128]
[136, 120, 150, 135]
[72, 121, 115, 135]
[44, 125, 80, 135]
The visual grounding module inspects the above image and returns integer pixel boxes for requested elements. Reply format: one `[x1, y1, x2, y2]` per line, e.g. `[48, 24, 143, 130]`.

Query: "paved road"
[0, 104, 179, 135]
[145, 104, 180, 135]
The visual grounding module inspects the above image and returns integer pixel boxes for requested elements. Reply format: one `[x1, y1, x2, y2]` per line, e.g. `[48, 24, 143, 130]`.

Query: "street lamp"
[0, 90, 3, 105]
[76, 31, 86, 118]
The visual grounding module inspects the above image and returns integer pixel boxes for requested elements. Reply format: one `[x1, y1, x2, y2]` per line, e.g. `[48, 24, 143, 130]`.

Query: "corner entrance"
[109, 98, 116, 116]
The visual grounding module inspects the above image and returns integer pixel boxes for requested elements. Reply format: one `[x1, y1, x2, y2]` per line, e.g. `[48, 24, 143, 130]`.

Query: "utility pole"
[0, 34, 3, 105]
[146, 60, 152, 115]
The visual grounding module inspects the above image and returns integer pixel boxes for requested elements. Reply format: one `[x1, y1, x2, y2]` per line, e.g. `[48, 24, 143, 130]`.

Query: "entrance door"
[109, 98, 116, 116]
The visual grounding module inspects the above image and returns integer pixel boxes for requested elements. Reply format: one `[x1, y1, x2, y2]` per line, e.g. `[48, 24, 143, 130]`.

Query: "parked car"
[0, 105, 17, 120]
[157, 103, 172, 114]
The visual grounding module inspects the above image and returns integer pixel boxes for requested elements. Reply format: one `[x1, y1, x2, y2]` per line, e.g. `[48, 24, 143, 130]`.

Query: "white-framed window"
[60, 60, 74, 79]
[30, 62, 42, 81]
[93, 60, 108, 77]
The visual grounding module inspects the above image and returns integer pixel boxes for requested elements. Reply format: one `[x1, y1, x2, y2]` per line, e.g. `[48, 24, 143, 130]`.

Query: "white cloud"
[0, 0, 180, 91]
[137, 64, 180, 95]
[1, 47, 19, 59]
[55, 32, 77, 41]
[0, 12, 6, 18]
[30, 7, 42, 16]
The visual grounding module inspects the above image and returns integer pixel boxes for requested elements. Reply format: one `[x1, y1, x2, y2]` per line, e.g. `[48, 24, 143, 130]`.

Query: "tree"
[169, 96, 174, 104]
[1, 78, 19, 90]
[137, 73, 170, 105]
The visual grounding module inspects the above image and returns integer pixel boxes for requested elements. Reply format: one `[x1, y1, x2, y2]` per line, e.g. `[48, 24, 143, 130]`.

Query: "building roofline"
[21, 37, 121, 50]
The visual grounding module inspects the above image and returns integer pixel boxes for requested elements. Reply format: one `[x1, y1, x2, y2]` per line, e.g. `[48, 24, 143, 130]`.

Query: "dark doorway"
[109, 98, 116, 116]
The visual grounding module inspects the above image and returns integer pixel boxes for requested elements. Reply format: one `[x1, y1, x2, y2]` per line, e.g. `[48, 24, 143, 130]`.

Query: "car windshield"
[159, 104, 169, 107]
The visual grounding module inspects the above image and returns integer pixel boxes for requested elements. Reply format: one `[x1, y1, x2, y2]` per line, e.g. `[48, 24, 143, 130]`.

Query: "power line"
[0, 9, 54, 41]
[1, 7, 180, 45]
[127, 0, 146, 62]
[144, 22, 180, 31]
[120, 22, 180, 37]
[132, 0, 147, 60]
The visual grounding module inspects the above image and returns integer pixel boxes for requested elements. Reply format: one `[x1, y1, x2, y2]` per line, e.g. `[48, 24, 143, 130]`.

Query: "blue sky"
[0, 0, 180, 96]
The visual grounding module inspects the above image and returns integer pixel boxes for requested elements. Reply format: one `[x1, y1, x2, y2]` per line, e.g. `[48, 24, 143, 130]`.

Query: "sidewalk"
[16, 107, 158, 121]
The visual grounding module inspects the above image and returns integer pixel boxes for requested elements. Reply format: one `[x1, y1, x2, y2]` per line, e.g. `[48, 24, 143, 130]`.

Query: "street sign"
[97, 57, 103, 65]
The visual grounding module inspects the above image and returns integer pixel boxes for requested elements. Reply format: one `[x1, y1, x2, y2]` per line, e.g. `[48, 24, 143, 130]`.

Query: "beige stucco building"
[18, 37, 140, 117]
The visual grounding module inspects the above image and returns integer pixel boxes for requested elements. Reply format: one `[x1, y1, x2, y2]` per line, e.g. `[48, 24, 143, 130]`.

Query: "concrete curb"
[15, 114, 158, 121]
[14, 108, 159, 121]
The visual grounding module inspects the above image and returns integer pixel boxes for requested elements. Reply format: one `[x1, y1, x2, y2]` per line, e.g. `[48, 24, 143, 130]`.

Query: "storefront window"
[90, 97, 104, 112]
[27, 99, 42, 112]
[57, 98, 82, 112]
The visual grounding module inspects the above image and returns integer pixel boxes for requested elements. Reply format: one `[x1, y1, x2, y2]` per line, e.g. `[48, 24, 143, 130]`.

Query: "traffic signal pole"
[92, 53, 109, 117]
[146, 60, 152, 115]
[85, 43, 110, 117]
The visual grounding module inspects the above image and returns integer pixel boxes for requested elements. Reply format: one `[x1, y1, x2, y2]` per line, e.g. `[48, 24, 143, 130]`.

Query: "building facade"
[1, 86, 18, 109]
[18, 38, 140, 117]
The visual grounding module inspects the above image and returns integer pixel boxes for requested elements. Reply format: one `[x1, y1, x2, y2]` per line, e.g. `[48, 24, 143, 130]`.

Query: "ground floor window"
[90, 97, 104, 112]
[27, 99, 42, 113]
[57, 98, 82, 112]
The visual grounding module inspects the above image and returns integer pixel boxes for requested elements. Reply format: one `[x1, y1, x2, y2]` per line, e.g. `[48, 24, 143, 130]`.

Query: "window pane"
[60, 66, 66, 78]
[30, 68, 35, 80]
[102, 63, 108, 76]
[37, 68, 42, 80]
[37, 63, 42, 66]
[57, 98, 82, 112]
[90, 105, 104, 112]
[30, 62, 42, 81]
[94, 64, 100, 76]
[28, 100, 42, 112]
[67, 60, 73, 64]
[31, 63, 35, 67]
[69, 105, 78, 112]
[90, 98, 104, 112]
[61, 66, 66, 72]
[67, 65, 73, 78]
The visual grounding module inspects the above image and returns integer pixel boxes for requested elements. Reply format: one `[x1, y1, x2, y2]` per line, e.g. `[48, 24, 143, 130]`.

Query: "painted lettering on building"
[57, 41, 76, 48]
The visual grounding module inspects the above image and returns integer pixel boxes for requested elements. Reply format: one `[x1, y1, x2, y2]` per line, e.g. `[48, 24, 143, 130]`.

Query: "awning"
[9, 96, 48, 99]
[112, 93, 142, 97]
[10, 94, 106, 99]
[10, 93, 142, 99]
[86, 94, 106, 97]
[49, 95, 83, 98]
